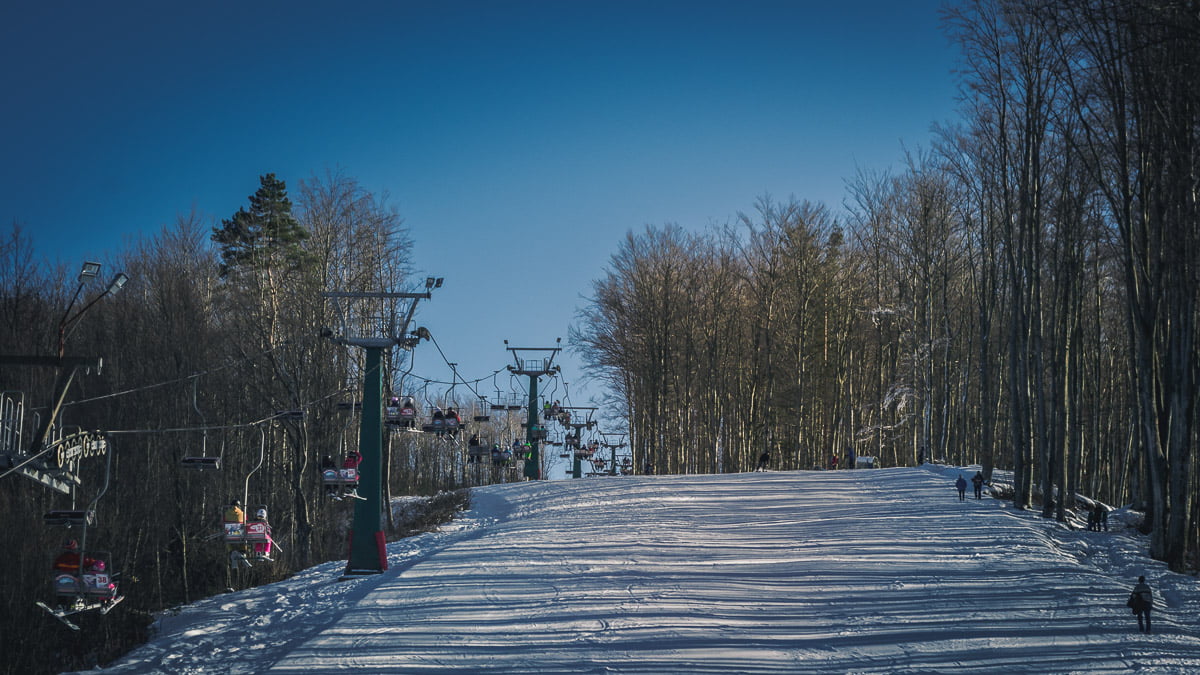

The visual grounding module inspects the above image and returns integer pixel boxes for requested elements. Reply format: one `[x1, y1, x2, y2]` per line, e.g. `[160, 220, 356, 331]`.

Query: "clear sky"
[1, 1, 961, 425]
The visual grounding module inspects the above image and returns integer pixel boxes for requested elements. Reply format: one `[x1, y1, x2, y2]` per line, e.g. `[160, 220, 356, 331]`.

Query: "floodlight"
[106, 272, 129, 295]
[78, 261, 101, 282]
[434, 277, 444, 288]
[425, 277, 436, 289]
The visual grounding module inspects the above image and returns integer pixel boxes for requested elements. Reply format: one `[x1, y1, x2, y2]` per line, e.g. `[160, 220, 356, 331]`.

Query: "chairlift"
[41, 547, 124, 630]
[181, 379, 223, 470]
[43, 509, 96, 527]
[473, 396, 491, 423]
[322, 409, 364, 500]
[220, 427, 279, 567]
[466, 432, 490, 463]
[39, 441, 124, 629]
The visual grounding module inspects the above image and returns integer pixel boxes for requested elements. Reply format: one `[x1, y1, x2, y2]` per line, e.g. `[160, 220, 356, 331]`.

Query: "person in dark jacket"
[755, 451, 770, 472]
[1129, 576, 1153, 633]
[971, 471, 985, 499]
[955, 475, 967, 501]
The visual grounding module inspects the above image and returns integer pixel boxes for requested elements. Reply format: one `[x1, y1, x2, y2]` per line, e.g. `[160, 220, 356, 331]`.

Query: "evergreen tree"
[212, 173, 312, 276]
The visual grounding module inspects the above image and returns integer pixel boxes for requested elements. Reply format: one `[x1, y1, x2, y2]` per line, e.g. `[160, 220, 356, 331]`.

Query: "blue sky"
[2, 1, 961, 427]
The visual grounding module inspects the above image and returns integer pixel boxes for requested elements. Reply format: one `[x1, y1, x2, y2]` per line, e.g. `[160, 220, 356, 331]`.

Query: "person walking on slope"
[955, 475, 968, 501]
[971, 471, 985, 499]
[1128, 576, 1154, 633]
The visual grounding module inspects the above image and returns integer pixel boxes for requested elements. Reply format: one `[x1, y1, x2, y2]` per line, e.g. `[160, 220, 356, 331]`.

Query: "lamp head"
[106, 272, 129, 295]
[78, 261, 101, 282]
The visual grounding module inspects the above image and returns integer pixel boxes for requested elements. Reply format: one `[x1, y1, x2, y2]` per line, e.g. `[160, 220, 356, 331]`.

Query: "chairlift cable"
[35, 339, 303, 413]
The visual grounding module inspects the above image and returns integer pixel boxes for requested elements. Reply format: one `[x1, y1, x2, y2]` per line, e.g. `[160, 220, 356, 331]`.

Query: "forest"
[1, 0, 1197, 673]
[574, 0, 1199, 570]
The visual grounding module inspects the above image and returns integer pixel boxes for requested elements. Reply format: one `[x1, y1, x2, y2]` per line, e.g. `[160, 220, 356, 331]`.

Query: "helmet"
[62, 539, 78, 550]
[231, 499, 242, 507]
[91, 560, 106, 571]
[255, 508, 267, 520]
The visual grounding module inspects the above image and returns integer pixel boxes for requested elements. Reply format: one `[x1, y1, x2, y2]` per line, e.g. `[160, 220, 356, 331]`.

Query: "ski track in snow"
[78, 467, 1200, 674]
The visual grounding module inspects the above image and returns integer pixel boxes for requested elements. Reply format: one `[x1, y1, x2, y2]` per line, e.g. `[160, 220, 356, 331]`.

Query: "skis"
[99, 595, 125, 614]
[37, 595, 123, 630]
[37, 601, 81, 631]
[331, 490, 366, 501]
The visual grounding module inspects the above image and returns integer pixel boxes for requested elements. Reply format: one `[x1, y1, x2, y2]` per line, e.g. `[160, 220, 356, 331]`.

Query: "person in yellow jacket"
[223, 499, 249, 567]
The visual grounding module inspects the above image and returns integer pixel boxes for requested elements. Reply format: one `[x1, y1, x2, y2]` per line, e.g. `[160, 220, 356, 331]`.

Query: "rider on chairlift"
[52, 540, 118, 607]
[53, 539, 94, 574]
[399, 396, 417, 428]
[320, 455, 338, 497]
[249, 507, 274, 561]
[223, 498, 251, 568]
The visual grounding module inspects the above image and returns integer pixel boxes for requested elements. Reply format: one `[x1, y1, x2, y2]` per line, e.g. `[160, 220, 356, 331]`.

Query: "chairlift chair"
[181, 456, 221, 471]
[182, 380, 222, 470]
[43, 509, 97, 527]
[473, 397, 490, 423]
[45, 547, 123, 628]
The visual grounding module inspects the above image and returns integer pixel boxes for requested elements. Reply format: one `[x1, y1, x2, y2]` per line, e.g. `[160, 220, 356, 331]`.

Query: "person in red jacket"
[53, 539, 96, 574]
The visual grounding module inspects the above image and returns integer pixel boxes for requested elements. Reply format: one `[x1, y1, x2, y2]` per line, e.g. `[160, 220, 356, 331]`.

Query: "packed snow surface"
[84, 466, 1200, 673]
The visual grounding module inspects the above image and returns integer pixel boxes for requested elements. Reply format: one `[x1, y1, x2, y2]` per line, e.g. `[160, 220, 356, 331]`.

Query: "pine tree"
[212, 173, 312, 276]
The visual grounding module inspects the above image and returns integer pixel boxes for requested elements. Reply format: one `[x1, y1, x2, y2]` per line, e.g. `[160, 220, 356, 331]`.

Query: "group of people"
[953, 472, 987, 501]
[222, 498, 274, 565]
[320, 451, 362, 498]
[544, 400, 571, 426]
[1087, 503, 1110, 531]
[51, 539, 119, 603]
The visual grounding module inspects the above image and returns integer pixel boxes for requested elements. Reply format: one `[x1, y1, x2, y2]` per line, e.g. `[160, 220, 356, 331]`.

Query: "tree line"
[0, 171, 521, 674]
[574, 0, 1199, 573]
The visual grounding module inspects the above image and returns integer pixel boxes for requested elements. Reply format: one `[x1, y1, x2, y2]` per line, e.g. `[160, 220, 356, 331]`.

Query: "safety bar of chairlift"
[181, 456, 222, 470]
[43, 509, 97, 527]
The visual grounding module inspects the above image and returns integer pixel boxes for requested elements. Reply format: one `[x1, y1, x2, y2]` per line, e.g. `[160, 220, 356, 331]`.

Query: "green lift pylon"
[560, 407, 596, 479]
[323, 283, 438, 577]
[504, 339, 561, 480]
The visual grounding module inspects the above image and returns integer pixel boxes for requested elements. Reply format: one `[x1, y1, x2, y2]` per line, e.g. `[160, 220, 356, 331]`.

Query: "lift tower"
[505, 339, 561, 480]
[561, 407, 597, 479]
[600, 432, 627, 477]
[323, 279, 439, 577]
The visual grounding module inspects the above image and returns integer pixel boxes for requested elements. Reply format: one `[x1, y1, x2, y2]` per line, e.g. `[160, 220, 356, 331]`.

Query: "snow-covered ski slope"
[89, 466, 1200, 674]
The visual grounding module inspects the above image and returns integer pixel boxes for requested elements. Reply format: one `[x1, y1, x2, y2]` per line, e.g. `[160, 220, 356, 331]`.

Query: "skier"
[955, 475, 967, 501]
[223, 499, 245, 524]
[86, 558, 119, 600]
[342, 450, 362, 471]
[223, 499, 250, 567]
[250, 507, 273, 561]
[1128, 576, 1153, 633]
[52, 539, 95, 574]
[755, 450, 770, 472]
[320, 455, 338, 497]
[491, 443, 502, 466]
[971, 471, 985, 499]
